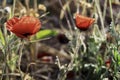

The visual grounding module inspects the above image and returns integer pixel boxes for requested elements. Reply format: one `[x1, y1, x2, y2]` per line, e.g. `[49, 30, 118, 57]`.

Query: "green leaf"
[113, 49, 120, 65]
[31, 29, 58, 41]
[0, 29, 5, 45]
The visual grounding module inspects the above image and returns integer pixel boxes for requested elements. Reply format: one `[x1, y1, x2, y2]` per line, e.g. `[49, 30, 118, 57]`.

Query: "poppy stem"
[18, 40, 24, 80]
[76, 0, 80, 14]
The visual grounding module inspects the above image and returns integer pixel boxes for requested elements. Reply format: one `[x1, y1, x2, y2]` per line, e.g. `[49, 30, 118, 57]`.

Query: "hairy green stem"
[18, 40, 24, 80]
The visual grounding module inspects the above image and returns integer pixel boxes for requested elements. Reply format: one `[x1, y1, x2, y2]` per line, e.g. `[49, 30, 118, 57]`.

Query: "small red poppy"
[6, 16, 41, 38]
[75, 14, 95, 30]
[37, 52, 54, 63]
[105, 59, 111, 69]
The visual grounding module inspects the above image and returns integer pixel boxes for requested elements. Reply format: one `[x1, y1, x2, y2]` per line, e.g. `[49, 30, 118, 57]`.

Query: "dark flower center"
[22, 33, 32, 37]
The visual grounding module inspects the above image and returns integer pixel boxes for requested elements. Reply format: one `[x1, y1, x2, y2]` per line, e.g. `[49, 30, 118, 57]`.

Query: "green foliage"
[113, 48, 120, 66]
[0, 29, 5, 46]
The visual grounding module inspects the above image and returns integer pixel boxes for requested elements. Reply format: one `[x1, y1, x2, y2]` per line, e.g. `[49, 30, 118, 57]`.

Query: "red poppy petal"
[6, 22, 14, 30]
[89, 19, 95, 25]
[77, 19, 94, 28]
[20, 16, 40, 34]
[32, 21, 41, 34]
[6, 17, 19, 30]
[75, 14, 95, 30]
[25, 16, 41, 34]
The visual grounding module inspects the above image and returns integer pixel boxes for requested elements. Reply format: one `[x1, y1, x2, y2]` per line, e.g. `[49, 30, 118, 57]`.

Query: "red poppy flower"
[37, 52, 54, 63]
[75, 14, 95, 30]
[105, 59, 111, 69]
[6, 16, 41, 38]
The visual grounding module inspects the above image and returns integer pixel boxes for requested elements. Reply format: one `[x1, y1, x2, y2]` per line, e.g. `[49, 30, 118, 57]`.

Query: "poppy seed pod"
[75, 14, 95, 30]
[6, 16, 41, 38]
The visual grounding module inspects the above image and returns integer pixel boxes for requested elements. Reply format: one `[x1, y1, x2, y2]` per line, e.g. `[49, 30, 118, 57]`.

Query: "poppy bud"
[105, 59, 111, 69]
[6, 16, 41, 38]
[37, 52, 54, 63]
[57, 33, 69, 44]
[75, 14, 95, 31]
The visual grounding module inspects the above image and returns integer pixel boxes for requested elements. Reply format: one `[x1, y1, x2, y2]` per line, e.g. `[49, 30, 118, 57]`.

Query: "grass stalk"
[95, 0, 105, 39]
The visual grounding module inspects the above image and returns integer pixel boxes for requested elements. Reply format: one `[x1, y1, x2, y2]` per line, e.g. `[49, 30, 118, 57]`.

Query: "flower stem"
[18, 40, 24, 80]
